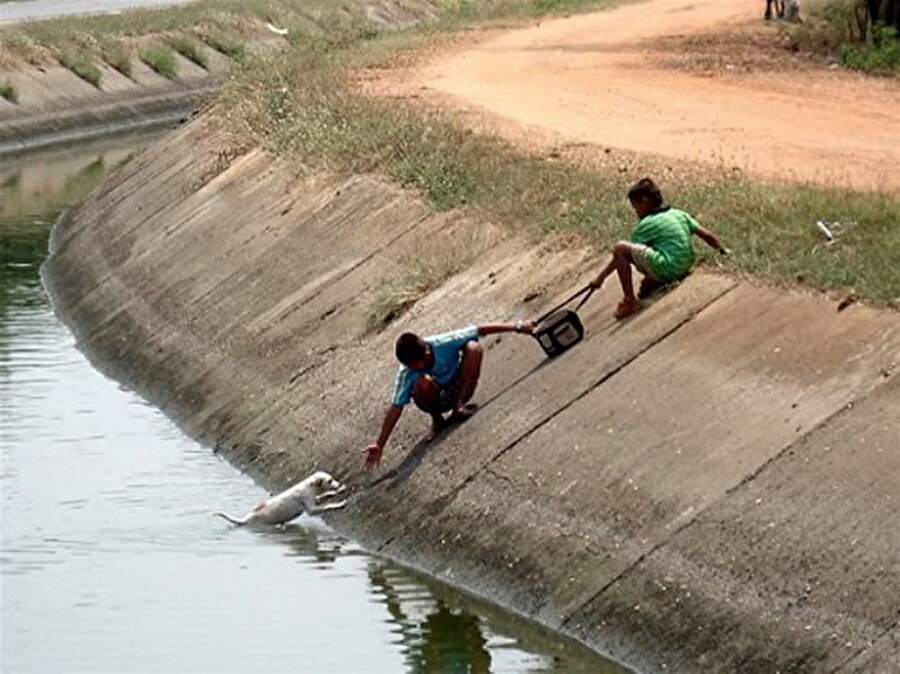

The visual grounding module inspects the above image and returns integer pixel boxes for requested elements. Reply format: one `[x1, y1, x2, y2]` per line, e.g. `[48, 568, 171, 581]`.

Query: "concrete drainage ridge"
[42, 116, 900, 673]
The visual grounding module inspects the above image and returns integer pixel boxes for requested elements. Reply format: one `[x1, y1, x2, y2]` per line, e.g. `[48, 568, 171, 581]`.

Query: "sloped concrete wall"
[43, 117, 900, 673]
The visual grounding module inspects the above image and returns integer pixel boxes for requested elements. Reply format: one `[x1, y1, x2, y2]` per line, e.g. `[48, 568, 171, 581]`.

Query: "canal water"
[0, 133, 624, 673]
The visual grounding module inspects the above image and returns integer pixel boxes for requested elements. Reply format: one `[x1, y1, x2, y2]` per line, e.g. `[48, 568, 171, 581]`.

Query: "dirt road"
[407, 0, 900, 192]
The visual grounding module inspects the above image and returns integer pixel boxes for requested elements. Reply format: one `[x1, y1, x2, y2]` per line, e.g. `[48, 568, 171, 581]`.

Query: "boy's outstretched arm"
[694, 225, 729, 254]
[364, 404, 403, 468]
[477, 320, 537, 336]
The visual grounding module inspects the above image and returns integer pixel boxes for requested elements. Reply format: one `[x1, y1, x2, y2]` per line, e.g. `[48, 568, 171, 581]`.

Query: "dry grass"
[58, 51, 103, 87]
[367, 225, 490, 330]
[167, 35, 209, 69]
[202, 34, 246, 60]
[101, 41, 133, 78]
[219, 3, 900, 306]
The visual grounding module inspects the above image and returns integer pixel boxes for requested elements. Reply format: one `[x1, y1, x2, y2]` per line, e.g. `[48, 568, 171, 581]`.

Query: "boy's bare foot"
[427, 414, 447, 440]
[614, 297, 642, 320]
[448, 403, 478, 424]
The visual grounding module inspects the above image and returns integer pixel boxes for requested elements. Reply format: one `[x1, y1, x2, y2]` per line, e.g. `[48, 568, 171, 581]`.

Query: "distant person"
[590, 177, 729, 319]
[364, 321, 535, 468]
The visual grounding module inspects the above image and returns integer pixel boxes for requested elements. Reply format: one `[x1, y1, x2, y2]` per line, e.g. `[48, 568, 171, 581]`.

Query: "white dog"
[215, 471, 348, 526]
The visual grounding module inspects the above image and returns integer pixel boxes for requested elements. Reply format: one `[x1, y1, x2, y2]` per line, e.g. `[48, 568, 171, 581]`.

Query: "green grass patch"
[167, 34, 209, 69]
[140, 45, 178, 79]
[219, 8, 900, 305]
[0, 80, 17, 103]
[203, 34, 246, 60]
[840, 24, 900, 74]
[101, 41, 133, 78]
[785, 1, 900, 75]
[58, 51, 102, 87]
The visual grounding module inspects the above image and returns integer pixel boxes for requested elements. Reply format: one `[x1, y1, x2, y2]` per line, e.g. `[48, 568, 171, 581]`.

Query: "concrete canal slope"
[44, 118, 900, 672]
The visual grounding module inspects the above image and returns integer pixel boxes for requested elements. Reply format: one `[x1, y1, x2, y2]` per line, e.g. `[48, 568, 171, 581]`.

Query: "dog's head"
[311, 470, 344, 493]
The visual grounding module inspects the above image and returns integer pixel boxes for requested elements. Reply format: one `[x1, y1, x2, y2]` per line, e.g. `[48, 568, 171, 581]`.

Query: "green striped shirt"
[630, 207, 699, 282]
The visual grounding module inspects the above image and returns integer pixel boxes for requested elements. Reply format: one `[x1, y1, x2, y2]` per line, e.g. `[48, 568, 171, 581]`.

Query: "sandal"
[614, 298, 642, 320]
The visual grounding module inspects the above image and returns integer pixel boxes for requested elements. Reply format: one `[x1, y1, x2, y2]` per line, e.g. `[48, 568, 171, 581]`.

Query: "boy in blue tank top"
[364, 320, 536, 468]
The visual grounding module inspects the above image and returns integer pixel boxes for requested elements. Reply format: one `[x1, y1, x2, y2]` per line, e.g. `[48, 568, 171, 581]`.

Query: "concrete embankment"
[0, 55, 229, 154]
[43, 117, 900, 673]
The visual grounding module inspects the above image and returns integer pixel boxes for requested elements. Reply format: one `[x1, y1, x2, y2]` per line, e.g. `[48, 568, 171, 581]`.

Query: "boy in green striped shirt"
[591, 178, 729, 319]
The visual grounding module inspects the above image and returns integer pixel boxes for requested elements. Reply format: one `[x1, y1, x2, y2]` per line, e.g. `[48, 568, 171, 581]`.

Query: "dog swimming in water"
[215, 470, 348, 526]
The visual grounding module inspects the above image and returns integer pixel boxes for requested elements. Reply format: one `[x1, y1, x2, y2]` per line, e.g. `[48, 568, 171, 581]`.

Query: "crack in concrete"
[829, 619, 900, 673]
[482, 283, 737, 472]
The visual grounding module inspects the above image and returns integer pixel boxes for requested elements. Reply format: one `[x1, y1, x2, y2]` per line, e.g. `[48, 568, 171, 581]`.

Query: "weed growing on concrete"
[0, 34, 43, 68]
[203, 34, 246, 61]
[58, 52, 103, 88]
[167, 35, 209, 69]
[140, 46, 178, 79]
[0, 80, 17, 104]
[101, 42, 133, 78]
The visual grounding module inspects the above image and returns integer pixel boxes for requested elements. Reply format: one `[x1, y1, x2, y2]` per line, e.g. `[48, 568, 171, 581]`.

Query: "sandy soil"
[371, 0, 900, 193]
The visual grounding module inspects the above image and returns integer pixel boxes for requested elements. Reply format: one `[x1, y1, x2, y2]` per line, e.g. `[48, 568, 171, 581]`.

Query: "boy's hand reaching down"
[363, 443, 383, 469]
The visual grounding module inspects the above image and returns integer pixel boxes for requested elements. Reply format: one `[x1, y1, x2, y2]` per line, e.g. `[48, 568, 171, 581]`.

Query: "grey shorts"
[629, 243, 659, 280]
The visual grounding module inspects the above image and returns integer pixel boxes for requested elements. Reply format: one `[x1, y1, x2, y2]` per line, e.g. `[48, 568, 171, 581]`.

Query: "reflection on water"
[0, 134, 625, 673]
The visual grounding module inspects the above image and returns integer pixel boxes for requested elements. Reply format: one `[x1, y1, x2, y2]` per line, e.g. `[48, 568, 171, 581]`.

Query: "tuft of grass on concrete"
[140, 45, 178, 79]
[0, 33, 44, 68]
[220, 18, 900, 306]
[0, 80, 17, 103]
[58, 51, 103, 87]
[167, 34, 209, 69]
[202, 34, 245, 60]
[101, 41, 133, 78]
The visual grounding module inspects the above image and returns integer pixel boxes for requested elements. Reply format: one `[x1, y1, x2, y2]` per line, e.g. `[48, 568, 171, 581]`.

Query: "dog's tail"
[214, 511, 248, 526]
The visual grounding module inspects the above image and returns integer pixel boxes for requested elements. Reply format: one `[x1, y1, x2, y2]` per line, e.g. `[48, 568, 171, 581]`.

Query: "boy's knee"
[612, 241, 633, 257]
[462, 341, 483, 358]
[413, 375, 438, 397]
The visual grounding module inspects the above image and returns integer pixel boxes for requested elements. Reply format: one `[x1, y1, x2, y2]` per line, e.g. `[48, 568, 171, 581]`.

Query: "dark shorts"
[436, 375, 461, 413]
